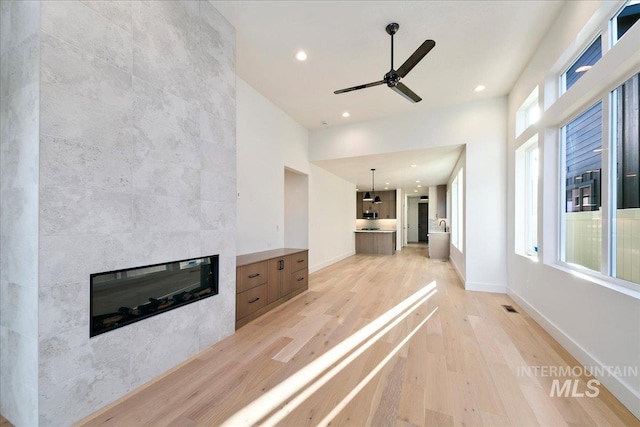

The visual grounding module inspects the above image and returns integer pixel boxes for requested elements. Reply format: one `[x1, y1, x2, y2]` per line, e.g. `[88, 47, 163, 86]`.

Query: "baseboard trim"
[309, 250, 355, 274]
[449, 257, 465, 285]
[508, 287, 640, 421]
[465, 281, 507, 294]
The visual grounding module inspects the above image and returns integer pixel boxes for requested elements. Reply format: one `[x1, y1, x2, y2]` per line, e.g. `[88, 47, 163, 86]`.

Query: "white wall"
[507, 0, 640, 418]
[237, 79, 355, 272]
[309, 164, 356, 272]
[310, 97, 508, 292]
[236, 79, 308, 254]
[395, 188, 403, 250]
[284, 168, 309, 249]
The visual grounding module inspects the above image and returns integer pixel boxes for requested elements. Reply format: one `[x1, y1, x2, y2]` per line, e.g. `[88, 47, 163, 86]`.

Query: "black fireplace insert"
[90, 255, 219, 337]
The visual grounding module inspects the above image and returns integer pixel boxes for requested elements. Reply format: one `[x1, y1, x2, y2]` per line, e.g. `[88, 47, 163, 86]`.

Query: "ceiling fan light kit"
[334, 23, 435, 103]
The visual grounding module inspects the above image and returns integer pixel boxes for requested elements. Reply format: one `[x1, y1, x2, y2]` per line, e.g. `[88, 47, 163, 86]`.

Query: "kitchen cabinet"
[356, 192, 364, 219]
[437, 185, 447, 218]
[236, 248, 308, 329]
[356, 190, 396, 219]
[378, 191, 396, 219]
[267, 256, 290, 303]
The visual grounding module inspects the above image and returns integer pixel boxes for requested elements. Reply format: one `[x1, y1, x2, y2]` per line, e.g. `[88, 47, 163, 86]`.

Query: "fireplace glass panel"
[90, 255, 219, 337]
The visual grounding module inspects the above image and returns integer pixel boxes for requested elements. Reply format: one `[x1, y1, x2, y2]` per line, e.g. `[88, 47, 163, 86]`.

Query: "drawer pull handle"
[248, 297, 260, 303]
[297, 259, 304, 263]
[297, 277, 305, 282]
[248, 273, 260, 278]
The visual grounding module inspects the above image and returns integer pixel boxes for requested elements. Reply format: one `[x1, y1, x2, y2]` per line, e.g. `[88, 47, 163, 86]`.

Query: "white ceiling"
[212, 0, 564, 193]
[313, 145, 464, 197]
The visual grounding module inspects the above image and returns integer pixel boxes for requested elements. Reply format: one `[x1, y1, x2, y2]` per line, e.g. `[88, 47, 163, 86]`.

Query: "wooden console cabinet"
[235, 248, 308, 329]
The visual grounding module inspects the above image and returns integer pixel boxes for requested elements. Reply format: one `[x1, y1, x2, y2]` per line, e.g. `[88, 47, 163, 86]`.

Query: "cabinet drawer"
[290, 251, 308, 272]
[291, 269, 308, 292]
[236, 284, 268, 320]
[237, 261, 267, 293]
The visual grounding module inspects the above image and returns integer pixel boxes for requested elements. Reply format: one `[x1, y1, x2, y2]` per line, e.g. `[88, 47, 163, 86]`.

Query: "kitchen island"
[428, 231, 450, 259]
[355, 230, 396, 255]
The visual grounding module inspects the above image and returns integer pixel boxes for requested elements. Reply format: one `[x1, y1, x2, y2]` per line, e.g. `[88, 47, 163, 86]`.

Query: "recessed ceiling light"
[296, 51, 307, 61]
[416, 180, 420, 183]
[414, 190, 418, 192]
[356, 188, 359, 191]
[384, 187, 389, 190]
[342, 112, 350, 118]
[575, 65, 592, 73]
[411, 164, 417, 168]
[474, 85, 485, 92]
[385, 182, 390, 185]
[417, 185, 422, 188]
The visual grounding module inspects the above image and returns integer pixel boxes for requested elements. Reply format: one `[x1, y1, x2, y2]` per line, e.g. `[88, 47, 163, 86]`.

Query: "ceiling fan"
[334, 23, 435, 103]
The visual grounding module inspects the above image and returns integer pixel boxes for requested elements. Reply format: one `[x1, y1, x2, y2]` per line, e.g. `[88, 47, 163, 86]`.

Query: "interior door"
[418, 203, 428, 242]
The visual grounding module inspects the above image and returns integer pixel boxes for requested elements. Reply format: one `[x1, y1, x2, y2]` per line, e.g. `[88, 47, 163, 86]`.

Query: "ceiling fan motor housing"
[384, 70, 401, 87]
[385, 23, 399, 35]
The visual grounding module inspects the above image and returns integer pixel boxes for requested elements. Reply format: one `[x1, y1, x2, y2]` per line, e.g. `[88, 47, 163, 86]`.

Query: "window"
[612, 73, 640, 285]
[516, 87, 539, 137]
[561, 102, 603, 272]
[561, 36, 602, 94]
[451, 168, 464, 252]
[611, 0, 640, 44]
[526, 146, 539, 256]
[516, 136, 539, 257]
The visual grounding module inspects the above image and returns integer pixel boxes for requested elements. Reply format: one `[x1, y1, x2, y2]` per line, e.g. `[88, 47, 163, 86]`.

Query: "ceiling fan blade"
[396, 39, 436, 78]
[391, 82, 422, 103]
[334, 80, 385, 94]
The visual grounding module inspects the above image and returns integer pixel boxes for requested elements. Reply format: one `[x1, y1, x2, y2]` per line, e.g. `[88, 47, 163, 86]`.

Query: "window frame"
[516, 87, 539, 138]
[525, 143, 539, 257]
[610, 0, 640, 46]
[555, 81, 640, 292]
[515, 135, 539, 260]
[609, 73, 640, 285]
[559, 34, 603, 95]
[558, 99, 606, 275]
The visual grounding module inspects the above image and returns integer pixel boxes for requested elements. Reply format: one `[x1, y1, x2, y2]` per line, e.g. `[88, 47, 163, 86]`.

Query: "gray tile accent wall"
[0, 1, 41, 425]
[2, 1, 236, 425]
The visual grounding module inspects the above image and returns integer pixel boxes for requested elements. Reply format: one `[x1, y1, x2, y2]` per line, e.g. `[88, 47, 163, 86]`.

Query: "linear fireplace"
[90, 255, 219, 337]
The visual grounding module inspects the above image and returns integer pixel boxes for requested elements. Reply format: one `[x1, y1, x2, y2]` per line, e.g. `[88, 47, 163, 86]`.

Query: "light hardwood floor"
[74, 244, 638, 426]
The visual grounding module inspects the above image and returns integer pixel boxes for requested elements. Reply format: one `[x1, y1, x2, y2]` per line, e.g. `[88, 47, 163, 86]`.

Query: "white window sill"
[551, 262, 640, 300]
[516, 252, 539, 262]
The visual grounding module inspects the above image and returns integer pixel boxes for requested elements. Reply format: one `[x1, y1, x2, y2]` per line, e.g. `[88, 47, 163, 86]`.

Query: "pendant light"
[363, 168, 382, 203]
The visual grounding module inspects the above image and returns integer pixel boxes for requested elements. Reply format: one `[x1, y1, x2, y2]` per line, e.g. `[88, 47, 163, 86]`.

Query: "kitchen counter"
[237, 248, 307, 267]
[355, 230, 396, 255]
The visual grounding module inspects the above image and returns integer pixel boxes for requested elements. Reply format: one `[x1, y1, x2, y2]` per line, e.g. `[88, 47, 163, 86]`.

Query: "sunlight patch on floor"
[221, 281, 438, 427]
[317, 305, 438, 427]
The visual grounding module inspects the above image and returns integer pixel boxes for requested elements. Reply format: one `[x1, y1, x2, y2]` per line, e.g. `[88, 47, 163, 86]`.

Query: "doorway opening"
[418, 203, 428, 243]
